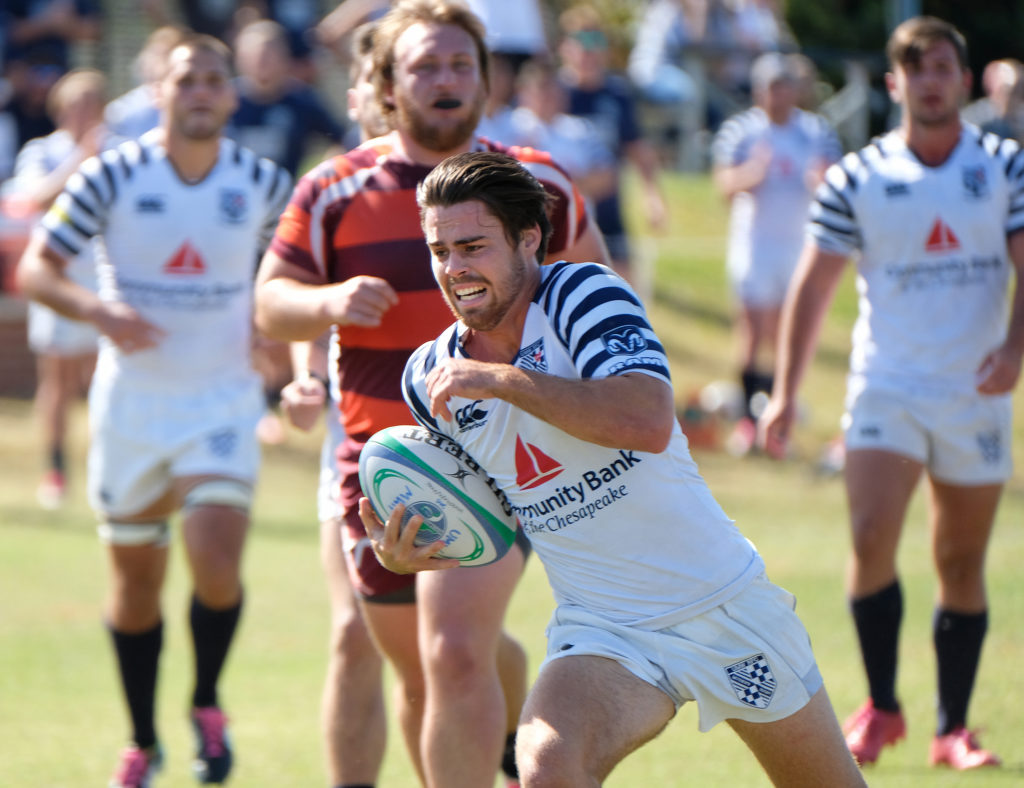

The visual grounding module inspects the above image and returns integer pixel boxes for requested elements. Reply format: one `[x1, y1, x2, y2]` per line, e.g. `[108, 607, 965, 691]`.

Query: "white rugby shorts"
[87, 375, 263, 517]
[542, 573, 823, 731]
[27, 301, 99, 356]
[317, 408, 346, 523]
[842, 380, 1013, 484]
[728, 254, 799, 308]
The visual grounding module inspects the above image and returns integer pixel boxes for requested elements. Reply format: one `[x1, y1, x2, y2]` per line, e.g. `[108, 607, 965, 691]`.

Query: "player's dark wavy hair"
[417, 151, 555, 263]
[887, 16, 968, 71]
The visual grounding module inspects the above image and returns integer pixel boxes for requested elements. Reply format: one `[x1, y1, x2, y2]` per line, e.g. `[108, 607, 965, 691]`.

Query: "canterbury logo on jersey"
[925, 219, 960, 253]
[455, 400, 488, 431]
[136, 195, 166, 213]
[163, 242, 206, 275]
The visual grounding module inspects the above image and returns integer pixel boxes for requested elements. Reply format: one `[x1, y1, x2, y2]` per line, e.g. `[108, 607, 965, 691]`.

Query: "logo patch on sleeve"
[725, 654, 777, 709]
[601, 326, 647, 355]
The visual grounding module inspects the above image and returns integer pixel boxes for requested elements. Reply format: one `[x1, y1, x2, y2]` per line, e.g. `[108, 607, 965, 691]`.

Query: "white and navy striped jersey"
[810, 124, 1024, 393]
[37, 130, 292, 390]
[403, 262, 763, 626]
[4, 128, 122, 292]
[713, 107, 841, 274]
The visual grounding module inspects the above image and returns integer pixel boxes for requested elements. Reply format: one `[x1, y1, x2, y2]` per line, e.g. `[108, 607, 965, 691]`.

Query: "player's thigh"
[359, 599, 421, 684]
[844, 448, 923, 532]
[416, 545, 525, 658]
[728, 687, 865, 788]
[518, 654, 674, 783]
[321, 516, 358, 614]
[927, 478, 1003, 604]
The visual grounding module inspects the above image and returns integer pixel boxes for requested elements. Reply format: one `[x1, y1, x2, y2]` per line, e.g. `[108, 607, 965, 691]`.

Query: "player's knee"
[516, 723, 583, 788]
[329, 609, 377, 663]
[181, 478, 252, 517]
[423, 630, 492, 685]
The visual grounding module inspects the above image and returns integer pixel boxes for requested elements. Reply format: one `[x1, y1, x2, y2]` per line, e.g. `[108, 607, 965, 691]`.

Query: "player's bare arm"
[17, 234, 165, 353]
[358, 498, 461, 574]
[425, 357, 674, 452]
[713, 140, 773, 198]
[976, 228, 1024, 394]
[255, 250, 399, 340]
[759, 242, 847, 447]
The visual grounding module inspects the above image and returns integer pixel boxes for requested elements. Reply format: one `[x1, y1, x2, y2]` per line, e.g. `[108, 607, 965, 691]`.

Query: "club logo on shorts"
[977, 429, 1002, 464]
[207, 429, 238, 458]
[725, 654, 777, 709]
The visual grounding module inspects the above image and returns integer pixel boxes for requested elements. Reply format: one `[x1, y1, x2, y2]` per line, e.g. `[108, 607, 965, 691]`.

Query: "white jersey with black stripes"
[809, 123, 1024, 394]
[403, 261, 763, 626]
[36, 129, 292, 390]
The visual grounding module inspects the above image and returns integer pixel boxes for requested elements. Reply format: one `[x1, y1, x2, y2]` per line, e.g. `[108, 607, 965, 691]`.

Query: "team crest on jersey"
[601, 326, 647, 355]
[515, 338, 547, 372]
[514, 436, 564, 489]
[725, 654, 777, 709]
[962, 165, 989, 200]
[219, 189, 248, 224]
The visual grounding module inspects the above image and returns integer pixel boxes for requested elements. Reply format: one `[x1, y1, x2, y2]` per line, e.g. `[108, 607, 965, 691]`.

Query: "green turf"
[1, 173, 1022, 786]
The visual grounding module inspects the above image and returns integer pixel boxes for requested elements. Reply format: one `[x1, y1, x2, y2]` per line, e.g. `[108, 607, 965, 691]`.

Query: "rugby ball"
[358, 425, 517, 567]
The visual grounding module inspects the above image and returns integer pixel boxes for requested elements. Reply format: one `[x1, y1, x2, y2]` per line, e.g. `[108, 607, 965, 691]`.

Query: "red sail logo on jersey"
[925, 218, 960, 253]
[163, 241, 206, 274]
[515, 435, 564, 489]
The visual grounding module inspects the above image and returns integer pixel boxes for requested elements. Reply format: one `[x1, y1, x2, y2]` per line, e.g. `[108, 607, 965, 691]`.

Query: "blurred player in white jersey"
[275, 22, 389, 788]
[17, 35, 291, 788]
[761, 16, 1024, 770]
[2, 68, 116, 508]
[365, 150, 866, 787]
[712, 52, 841, 455]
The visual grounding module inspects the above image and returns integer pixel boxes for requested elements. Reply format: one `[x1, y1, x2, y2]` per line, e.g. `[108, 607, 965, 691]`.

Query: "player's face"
[423, 200, 540, 332]
[160, 46, 237, 141]
[389, 23, 486, 153]
[888, 40, 970, 128]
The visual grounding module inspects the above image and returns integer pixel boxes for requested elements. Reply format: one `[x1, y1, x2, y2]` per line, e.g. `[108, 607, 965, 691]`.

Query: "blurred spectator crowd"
[2, 0, 1023, 286]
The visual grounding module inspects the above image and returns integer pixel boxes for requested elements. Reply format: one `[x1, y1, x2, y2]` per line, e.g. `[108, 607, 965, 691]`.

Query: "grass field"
[1, 173, 1023, 786]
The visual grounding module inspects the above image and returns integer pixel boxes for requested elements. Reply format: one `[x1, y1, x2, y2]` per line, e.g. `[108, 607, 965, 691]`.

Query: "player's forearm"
[1002, 231, 1024, 356]
[773, 246, 846, 403]
[254, 278, 339, 341]
[16, 240, 101, 323]
[498, 369, 675, 453]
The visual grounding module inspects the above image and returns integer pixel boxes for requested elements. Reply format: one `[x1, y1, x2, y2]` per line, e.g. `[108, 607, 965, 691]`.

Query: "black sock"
[934, 608, 988, 735]
[332, 785, 374, 788]
[850, 580, 902, 712]
[109, 621, 163, 749]
[740, 368, 759, 420]
[190, 593, 243, 708]
[49, 445, 65, 474]
[755, 372, 775, 398]
[501, 730, 518, 779]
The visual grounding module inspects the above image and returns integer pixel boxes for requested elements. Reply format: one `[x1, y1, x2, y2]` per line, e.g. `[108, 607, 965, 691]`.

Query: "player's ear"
[884, 70, 898, 104]
[520, 224, 541, 258]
